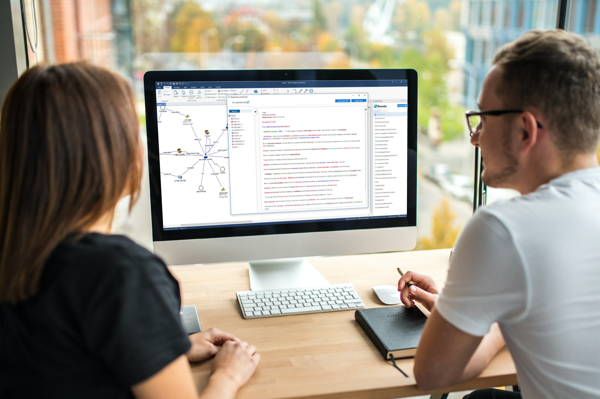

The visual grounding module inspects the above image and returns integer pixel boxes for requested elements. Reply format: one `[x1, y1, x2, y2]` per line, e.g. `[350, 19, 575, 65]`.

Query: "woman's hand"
[187, 328, 241, 363]
[397, 271, 440, 312]
[210, 340, 260, 390]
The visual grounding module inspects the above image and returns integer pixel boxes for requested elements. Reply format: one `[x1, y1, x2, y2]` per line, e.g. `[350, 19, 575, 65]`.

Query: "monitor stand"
[248, 258, 330, 291]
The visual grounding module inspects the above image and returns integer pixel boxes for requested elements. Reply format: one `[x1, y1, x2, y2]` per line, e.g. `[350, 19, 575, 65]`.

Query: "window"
[532, 0, 542, 28]
[482, 40, 489, 65]
[11, 0, 560, 249]
[517, 0, 526, 28]
[479, 0, 486, 25]
[471, 1, 480, 25]
[569, 0, 579, 32]
[585, 0, 597, 33]
[566, 0, 600, 185]
[504, 2, 512, 27]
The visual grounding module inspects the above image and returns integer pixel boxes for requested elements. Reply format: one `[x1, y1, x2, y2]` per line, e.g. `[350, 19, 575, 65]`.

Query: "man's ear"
[518, 111, 540, 154]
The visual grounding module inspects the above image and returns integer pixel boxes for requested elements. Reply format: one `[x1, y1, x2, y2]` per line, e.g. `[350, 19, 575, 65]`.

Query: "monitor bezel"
[144, 69, 417, 243]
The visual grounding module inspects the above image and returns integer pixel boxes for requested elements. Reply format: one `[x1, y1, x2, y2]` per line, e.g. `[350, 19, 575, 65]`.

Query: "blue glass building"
[461, 0, 561, 105]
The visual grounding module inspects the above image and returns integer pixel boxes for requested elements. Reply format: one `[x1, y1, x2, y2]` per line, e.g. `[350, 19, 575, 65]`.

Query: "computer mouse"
[371, 284, 401, 305]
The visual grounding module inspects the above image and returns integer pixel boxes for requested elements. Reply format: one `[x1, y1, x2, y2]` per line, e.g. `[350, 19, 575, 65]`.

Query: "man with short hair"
[398, 30, 600, 398]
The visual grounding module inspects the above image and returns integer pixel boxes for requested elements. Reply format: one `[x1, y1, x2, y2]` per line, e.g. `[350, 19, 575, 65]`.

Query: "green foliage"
[393, 28, 459, 141]
[440, 103, 466, 141]
[344, 23, 370, 61]
[313, 0, 327, 32]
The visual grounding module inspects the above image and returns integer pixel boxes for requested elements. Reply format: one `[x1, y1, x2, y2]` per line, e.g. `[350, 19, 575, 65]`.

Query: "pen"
[397, 267, 413, 288]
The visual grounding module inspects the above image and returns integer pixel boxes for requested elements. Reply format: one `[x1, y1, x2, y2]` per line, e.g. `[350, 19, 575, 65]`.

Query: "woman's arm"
[187, 328, 241, 363]
[133, 341, 260, 399]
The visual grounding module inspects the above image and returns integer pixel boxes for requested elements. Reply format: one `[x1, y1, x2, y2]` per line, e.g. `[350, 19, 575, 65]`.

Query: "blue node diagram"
[157, 105, 229, 194]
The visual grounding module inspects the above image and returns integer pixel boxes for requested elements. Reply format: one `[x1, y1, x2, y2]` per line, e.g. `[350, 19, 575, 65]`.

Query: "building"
[39, 0, 132, 77]
[460, 0, 558, 104]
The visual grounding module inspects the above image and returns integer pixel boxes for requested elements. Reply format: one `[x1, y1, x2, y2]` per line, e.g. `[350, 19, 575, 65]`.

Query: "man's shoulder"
[481, 169, 600, 225]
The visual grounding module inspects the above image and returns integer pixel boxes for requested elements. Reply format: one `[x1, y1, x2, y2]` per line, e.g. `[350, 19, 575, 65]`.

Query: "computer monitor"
[143, 69, 417, 291]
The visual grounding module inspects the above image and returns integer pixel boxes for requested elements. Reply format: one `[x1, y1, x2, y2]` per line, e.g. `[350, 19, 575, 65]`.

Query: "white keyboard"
[237, 283, 365, 318]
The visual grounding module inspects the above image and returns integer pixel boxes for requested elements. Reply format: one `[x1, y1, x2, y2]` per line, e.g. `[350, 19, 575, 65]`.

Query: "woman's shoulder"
[58, 233, 159, 266]
[42, 233, 168, 290]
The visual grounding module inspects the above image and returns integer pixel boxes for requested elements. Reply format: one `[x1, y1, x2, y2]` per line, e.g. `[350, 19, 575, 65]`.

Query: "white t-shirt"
[436, 167, 600, 399]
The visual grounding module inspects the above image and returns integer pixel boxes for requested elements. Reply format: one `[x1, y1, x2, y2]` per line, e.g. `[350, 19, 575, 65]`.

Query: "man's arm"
[414, 309, 505, 392]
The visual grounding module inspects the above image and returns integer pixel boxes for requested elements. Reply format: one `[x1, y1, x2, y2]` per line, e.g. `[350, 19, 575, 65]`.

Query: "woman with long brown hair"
[0, 62, 259, 399]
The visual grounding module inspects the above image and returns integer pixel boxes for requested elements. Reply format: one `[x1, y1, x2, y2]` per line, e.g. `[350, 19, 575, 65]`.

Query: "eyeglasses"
[465, 109, 543, 137]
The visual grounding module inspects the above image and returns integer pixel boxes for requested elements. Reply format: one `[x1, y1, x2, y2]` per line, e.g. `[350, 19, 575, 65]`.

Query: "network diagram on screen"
[155, 80, 408, 231]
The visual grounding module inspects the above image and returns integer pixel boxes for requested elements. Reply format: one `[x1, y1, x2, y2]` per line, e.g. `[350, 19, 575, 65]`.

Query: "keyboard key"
[322, 305, 333, 310]
[281, 306, 322, 314]
[271, 309, 281, 315]
[344, 298, 362, 303]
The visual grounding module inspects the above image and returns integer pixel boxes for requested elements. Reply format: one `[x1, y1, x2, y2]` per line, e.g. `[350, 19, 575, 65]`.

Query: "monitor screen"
[144, 70, 416, 255]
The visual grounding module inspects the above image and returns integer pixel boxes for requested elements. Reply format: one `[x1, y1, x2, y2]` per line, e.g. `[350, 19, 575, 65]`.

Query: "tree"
[313, 0, 327, 33]
[416, 197, 463, 250]
[170, 1, 219, 53]
[131, 0, 169, 56]
[393, 0, 431, 35]
[221, 15, 267, 53]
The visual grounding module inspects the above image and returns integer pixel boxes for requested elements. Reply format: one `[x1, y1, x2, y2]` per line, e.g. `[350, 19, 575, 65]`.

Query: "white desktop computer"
[143, 69, 417, 296]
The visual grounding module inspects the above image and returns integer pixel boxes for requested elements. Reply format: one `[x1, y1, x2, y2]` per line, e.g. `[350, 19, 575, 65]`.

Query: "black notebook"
[355, 306, 427, 360]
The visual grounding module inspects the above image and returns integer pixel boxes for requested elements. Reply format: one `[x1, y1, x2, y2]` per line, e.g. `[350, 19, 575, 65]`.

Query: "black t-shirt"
[0, 233, 191, 398]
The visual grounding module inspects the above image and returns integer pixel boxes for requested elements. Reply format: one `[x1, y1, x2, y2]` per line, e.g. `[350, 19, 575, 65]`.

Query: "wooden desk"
[170, 249, 517, 399]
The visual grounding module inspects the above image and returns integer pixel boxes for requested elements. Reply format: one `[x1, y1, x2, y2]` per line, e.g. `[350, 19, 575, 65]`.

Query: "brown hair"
[493, 30, 600, 156]
[0, 62, 142, 304]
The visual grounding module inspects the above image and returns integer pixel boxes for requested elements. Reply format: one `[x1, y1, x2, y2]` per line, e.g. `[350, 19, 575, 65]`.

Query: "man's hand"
[397, 271, 439, 312]
[187, 328, 241, 363]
